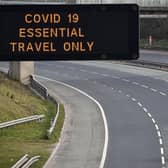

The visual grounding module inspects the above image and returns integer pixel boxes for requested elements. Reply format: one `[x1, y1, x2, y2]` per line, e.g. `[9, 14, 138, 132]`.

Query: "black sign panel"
[0, 4, 139, 61]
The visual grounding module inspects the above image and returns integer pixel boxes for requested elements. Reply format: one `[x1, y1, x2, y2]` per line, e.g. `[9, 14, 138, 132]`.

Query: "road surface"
[0, 51, 168, 168]
[35, 59, 168, 168]
[140, 50, 168, 64]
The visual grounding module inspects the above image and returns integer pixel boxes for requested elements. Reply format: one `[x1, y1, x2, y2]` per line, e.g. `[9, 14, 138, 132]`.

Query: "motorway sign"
[0, 4, 139, 60]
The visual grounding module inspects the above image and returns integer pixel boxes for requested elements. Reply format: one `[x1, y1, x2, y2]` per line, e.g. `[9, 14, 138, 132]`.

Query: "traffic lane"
[36, 65, 162, 168]
[61, 61, 168, 95]
[140, 50, 168, 64]
[61, 60, 168, 82]
[36, 61, 168, 94]
[36, 62, 168, 126]
[95, 76, 168, 127]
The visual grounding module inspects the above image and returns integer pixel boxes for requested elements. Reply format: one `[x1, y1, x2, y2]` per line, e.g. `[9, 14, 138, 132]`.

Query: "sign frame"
[0, 4, 139, 61]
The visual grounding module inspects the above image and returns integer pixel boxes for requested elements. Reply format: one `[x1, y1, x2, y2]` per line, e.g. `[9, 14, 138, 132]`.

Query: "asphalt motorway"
[0, 51, 168, 168]
[140, 50, 168, 64]
[34, 59, 168, 168]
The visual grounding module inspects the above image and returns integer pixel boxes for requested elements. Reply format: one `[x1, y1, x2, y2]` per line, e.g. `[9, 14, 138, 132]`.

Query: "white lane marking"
[92, 72, 99, 75]
[102, 74, 109, 77]
[35, 75, 109, 168]
[114, 88, 165, 168]
[141, 85, 149, 89]
[93, 81, 97, 84]
[132, 82, 139, 85]
[143, 107, 148, 113]
[80, 69, 87, 72]
[147, 113, 152, 118]
[161, 147, 164, 155]
[161, 156, 165, 165]
[157, 131, 161, 137]
[122, 79, 130, 82]
[155, 124, 159, 130]
[112, 76, 120, 79]
[152, 118, 156, 124]
[138, 102, 142, 107]
[160, 92, 167, 96]
[159, 138, 163, 145]
[98, 85, 166, 168]
[150, 88, 157, 92]
[131, 98, 136, 102]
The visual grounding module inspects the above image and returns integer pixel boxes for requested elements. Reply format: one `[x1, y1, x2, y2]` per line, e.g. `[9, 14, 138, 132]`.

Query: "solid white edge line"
[35, 75, 109, 168]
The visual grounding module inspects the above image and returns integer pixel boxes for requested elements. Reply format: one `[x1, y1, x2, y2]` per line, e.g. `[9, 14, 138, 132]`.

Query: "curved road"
[0, 51, 168, 168]
[140, 50, 168, 64]
[35, 59, 168, 168]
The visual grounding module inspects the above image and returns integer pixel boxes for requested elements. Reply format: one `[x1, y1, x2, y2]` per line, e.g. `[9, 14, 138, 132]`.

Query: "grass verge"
[0, 72, 65, 168]
[140, 39, 168, 51]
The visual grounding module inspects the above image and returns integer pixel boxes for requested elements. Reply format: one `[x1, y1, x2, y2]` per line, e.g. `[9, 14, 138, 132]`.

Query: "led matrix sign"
[0, 4, 139, 60]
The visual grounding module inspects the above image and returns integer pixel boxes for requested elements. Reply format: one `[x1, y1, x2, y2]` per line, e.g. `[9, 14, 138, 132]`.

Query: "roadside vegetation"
[0, 72, 65, 168]
[140, 39, 168, 51]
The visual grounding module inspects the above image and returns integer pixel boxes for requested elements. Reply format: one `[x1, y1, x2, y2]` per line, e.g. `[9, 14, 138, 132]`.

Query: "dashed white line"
[160, 92, 167, 96]
[160, 147, 164, 155]
[141, 85, 149, 89]
[150, 88, 157, 92]
[132, 82, 139, 85]
[138, 102, 142, 107]
[143, 107, 148, 113]
[112, 87, 165, 168]
[147, 113, 152, 118]
[155, 124, 159, 130]
[112, 76, 120, 79]
[102, 74, 109, 77]
[152, 118, 156, 124]
[131, 98, 136, 102]
[161, 156, 165, 165]
[159, 138, 163, 145]
[157, 131, 161, 137]
[122, 79, 130, 82]
[92, 72, 99, 75]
